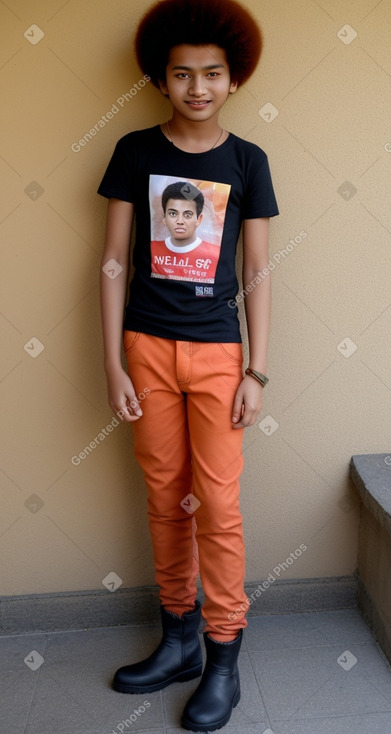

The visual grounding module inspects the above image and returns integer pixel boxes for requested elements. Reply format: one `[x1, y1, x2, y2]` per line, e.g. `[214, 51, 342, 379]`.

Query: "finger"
[117, 392, 143, 420]
[116, 403, 141, 423]
[233, 404, 258, 429]
[231, 392, 244, 424]
[129, 397, 143, 417]
[232, 406, 246, 428]
[122, 409, 142, 423]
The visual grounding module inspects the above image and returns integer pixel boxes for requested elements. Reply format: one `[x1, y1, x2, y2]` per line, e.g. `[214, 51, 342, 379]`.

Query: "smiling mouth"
[186, 100, 211, 105]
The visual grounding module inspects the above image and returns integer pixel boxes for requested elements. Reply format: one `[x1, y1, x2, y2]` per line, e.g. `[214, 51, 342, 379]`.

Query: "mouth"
[186, 100, 211, 109]
[175, 228, 186, 233]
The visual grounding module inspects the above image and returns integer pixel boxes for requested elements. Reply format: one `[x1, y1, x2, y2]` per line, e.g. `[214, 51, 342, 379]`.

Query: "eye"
[176, 73, 190, 79]
[207, 72, 219, 78]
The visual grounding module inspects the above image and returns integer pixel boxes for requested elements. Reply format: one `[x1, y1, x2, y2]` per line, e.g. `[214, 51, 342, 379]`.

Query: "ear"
[158, 78, 169, 97]
[229, 80, 238, 94]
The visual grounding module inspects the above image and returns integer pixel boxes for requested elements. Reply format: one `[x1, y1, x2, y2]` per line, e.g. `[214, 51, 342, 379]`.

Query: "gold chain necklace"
[165, 121, 225, 152]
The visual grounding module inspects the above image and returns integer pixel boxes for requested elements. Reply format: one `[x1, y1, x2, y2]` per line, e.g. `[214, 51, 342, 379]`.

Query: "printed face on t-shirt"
[163, 198, 203, 247]
[150, 174, 231, 286]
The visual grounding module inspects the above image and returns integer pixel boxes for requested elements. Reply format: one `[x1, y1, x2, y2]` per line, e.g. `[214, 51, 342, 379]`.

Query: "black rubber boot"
[181, 630, 242, 732]
[113, 601, 202, 693]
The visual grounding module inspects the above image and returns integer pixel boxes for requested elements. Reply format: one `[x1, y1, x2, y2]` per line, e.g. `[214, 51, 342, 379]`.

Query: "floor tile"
[0, 633, 49, 732]
[23, 626, 164, 734]
[301, 608, 376, 644]
[249, 640, 391, 722]
[244, 612, 324, 650]
[1, 609, 391, 733]
[292, 642, 391, 718]
[271, 711, 391, 733]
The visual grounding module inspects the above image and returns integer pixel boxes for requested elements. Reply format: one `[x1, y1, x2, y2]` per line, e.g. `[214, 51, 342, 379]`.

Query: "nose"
[189, 74, 206, 97]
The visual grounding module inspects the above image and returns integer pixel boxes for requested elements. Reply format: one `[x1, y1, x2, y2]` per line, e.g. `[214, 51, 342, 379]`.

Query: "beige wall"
[1, 0, 391, 597]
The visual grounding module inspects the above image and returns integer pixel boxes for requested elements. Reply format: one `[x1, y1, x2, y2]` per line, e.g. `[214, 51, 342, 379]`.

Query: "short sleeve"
[242, 150, 279, 219]
[97, 135, 136, 203]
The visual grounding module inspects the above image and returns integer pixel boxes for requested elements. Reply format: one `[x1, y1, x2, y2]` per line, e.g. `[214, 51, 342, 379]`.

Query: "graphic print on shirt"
[149, 175, 231, 292]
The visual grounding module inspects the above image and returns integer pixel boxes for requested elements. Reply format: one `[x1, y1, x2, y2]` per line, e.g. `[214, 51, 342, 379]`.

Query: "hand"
[105, 365, 143, 423]
[232, 375, 264, 429]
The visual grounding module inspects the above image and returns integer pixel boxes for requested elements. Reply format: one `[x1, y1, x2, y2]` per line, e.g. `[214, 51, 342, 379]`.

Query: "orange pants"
[124, 331, 248, 641]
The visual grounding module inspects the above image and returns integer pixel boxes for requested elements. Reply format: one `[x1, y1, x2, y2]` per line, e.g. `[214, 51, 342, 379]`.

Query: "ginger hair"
[135, 0, 262, 88]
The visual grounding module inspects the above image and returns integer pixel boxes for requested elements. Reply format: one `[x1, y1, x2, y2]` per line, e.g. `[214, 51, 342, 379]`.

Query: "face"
[163, 199, 203, 246]
[159, 44, 238, 122]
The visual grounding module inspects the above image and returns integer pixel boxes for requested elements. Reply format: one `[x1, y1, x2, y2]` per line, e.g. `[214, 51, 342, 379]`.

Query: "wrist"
[104, 357, 123, 376]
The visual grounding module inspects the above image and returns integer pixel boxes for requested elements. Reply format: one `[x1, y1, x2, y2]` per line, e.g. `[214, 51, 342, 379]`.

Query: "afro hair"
[134, 0, 262, 88]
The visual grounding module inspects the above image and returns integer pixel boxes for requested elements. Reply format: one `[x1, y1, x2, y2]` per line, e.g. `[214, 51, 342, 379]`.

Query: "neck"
[170, 111, 222, 138]
[165, 113, 227, 153]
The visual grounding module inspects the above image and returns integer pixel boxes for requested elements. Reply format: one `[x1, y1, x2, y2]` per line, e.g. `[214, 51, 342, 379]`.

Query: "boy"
[151, 180, 222, 282]
[98, 0, 278, 730]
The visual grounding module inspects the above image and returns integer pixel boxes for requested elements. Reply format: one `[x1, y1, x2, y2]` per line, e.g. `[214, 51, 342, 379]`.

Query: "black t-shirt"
[98, 125, 279, 342]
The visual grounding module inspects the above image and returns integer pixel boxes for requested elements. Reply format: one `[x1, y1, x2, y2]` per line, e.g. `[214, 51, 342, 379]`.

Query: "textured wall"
[1, 0, 390, 597]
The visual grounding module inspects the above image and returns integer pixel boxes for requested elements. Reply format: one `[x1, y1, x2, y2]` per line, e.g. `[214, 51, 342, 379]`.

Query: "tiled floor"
[2, 608, 391, 733]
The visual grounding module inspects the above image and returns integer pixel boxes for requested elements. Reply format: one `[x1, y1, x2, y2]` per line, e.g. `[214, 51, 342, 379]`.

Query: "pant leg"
[123, 331, 199, 616]
[184, 342, 249, 641]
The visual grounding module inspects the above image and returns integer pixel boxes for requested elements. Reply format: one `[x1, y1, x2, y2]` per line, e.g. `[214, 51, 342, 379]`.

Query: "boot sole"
[181, 685, 240, 732]
[113, 664, 203, 694]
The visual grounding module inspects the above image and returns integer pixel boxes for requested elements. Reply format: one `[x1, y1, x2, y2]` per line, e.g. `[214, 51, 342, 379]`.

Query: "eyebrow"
[171, 64, 225, 71]
[167, 207, 195, 213]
